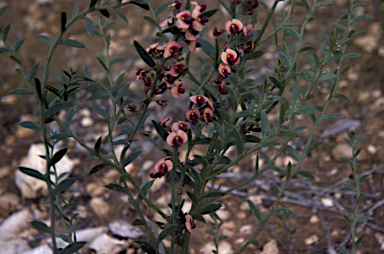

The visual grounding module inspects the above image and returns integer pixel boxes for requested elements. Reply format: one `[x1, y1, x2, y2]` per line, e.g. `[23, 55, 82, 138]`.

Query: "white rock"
[80, 116, 94, 127]
[239, 225, 252, 234]
[305, 234, 319, 245]
[321, 197, 334, 207]
[200, 242, 216, 254]
[0, 233, 30, 254]
[89, 233, 129, 254]
[218, 241, 233, 254]
[309, 215, 319, 224]
[331, 143, 352, 160]
[109, 220, 143, 239]
[0, 208, 33, 234]
[22, 244, 53, 254]
[89, 197, 109, 216]
[367, 145, 377, 155]
[15, 144, 75, 198]
[261, 239, 279, 254]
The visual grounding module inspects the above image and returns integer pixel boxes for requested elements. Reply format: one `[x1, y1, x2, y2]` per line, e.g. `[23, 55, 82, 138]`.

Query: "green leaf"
[49, 133, 71, 140]
[231, 127, 244, 156]
[157, 225, 176, 243]
[245, 50, 265, 60]
[94, 136, 102, 154]
[260, 110, 269, 138]
[152, 120, 169, 141]
[197, 38, 215, 59]
[72, 4, 79, 17]
[83, 16, 94, 37]
[88, 163, 107, 175]
[143, 15, 157, 25]
[112, 9, 128, 23]
[316, 1, 333, 7]
[46, 102, 70, 117]
[134, 40, 155, 67]
[269, 76, 283, 89]
[213, 121, 224, 138]
[287, 145, 300, 160]
[342, 214, 352, 226]
[324, 113, 345, 120]
[91, 105, 110, 119]
[275, 130, 300, 139]
[18, 121, 39, 130]
[0, 47, 8, 53]
[61, 12, 67, 32]
[352, 14, 373, 23]
[104, 183, 125, 193]
[87, 91, 109, 101]
[194, 155, 209, 167]
[319, 73, 337, 81]
[31, 220, 51, 234]
[198, 204, 222, 215]
[358, 174, 369, 184]
[217, 109, 231, 122]
[334, 243, 349, 254]
[60, 242, 87, 254]
[115, 83, 130, 102]
[27, 62, 40, 82]
[136, 180, 154, 205]
[357, 216, 373, 221]
[8, 88, 32, 95]
[202, 9, 218, 17]
[110, 57, 124, 65]
[155, 3, 169, 16]
[37, 35, 53, 46]
[52, 177, 76, 196]
[129, 0, 150, 10]
[204, 191, 226, 198]
[274, 207, 298, 217]
[278, 52, 291, 66]
[247, 199, 263, 221]
[18, 167, 45, 181]
[51, 148, 68, 166]
[187, 191, 199, 202]
[344, 206, 354, 213]
[0, 5, 10, 16]
[330, 23, 347, 31]
[124, 150, 141, 166]
[344, 53, 361, 58]
[60, 39, 85, 48]
[333, 93, 349, 101]
[134, 240, 156, 254]
[300, 45, 313, 52]
[13, 39, 24, 53]
[343, 183, 356, 191]
[297, 170, 315, 180]
[294, 107, 318, 114]
[307, 141, 324, 153]
[283, 27, 299, 39]
[229, 30, 260, 46]
[64, 106, 76, 126]
[261, 141, 280, 148]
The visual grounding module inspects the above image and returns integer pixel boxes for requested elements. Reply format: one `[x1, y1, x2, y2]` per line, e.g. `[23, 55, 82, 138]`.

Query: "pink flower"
[171, 80, 185, 98]
[166, 130, 188, 147]
[185, 214, 195, 233]
[172, 121, 190, 132]
[169, 0, 182, 9]
[159, 117, 170, 127]
[218, 63, 230, 78]
[186, 108, 200, 125]
[150, 157, 173, 178]
[225, 19, 244, 34]
[212, 27, 224, 37]
[243, 24, 254, 38]
[221, 48, 240, 65]
[170, 62, 186, 77]
[203, 107, 214, 123]
[176, 10, 192, 29]
[164, 41, 183, 58]
[160, 17, 174, 27]
[189, 95, 214, 110]
[190, 2, 207, 32]
[186, 33, 199, 53]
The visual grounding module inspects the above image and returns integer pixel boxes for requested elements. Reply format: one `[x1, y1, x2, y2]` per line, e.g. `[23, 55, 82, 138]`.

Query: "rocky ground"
[1, 0, 384, 253]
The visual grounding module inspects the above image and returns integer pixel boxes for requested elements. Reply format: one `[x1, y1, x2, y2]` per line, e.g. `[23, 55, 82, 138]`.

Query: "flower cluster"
[160, 1, 210, 53]
[187, 95, 215, 125]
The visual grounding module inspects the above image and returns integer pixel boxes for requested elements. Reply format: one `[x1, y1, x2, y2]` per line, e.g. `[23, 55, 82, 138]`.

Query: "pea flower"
[159, 117, 171, 131]
[176, 10, 192, 29]
[203, 107, 214, 123]
[185, 214, 195, 233]
[186, 108, 200, 125]
[191, 2, 207, 32]
[221, 48, 240, 65]
[172, 121, 190, 132]
[225, 19, 244, 35]
[212, 27, 224, 37]
[164, 41, 183, 58]
[166, 130, 188, 147]
[150, 157, 173, 178]
[189, 95, 214, 110]
[170, 62, 186, 77]
[218, 63, 231, 78]
[171, 81, 185, 98]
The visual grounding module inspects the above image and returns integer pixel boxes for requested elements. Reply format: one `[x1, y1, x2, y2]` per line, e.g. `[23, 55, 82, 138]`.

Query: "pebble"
[309, 215, 319, 224]
[378, 46, 384, 57]
[374, 232, 384, 250]
[89, 197, 110, 216]
[346, 71, 359, 82]
[216, 209, 231, 221]
[305, 234, 319, 245]
[80, 116, 94, 127]
[240, 202, 250, 211]
[354, 35, 378, 53]
[331, 143, 352, 160]
[0, 193, 20, 211]
[89, 233, 129, 254]
[0, 233, 30, 254]
[239, 225, 252, 234]
[236, 212, 247, 220]
[86, 183, 105, 197]
[321, 197, 334, 207]
[0, 208, 33, 234]
[357, 91, 370, 102]
[109, 219, 143, 239]
[23, 244, 53, 254]
[15, 143, 75, 198]
[261, 239, 279, 254]
[367, 145, 377, 155]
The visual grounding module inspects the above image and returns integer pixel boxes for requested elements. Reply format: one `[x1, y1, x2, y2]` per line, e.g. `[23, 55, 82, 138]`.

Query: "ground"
[0, 0, 384, 253]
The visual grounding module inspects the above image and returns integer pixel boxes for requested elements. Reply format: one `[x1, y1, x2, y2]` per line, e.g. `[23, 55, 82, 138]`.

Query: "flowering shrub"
[0, 0, 373, 253]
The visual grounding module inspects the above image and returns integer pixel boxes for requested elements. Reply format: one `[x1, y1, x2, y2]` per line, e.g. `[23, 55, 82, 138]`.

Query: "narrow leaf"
[18, 121, 39, 130]
[157, 225, 176, 243]
[324, 113, 345, 120]
[274, 207, 298, 217]
[52, 177, 76, 196]
[60, 39, 85, 48]
[37, 35, 52, 46]
[247, 199, 263, 221]
[136, 180, 154, 205]
[18, 167, 45, 181]
[88, 163, 107, 175]
[51, 148, 68, 165]
[112, 9, 128, 23]
[231, 127, 244, 156]
[134, 40, 155, 67]
[61, 12, 67, 32]
[60, 242, 87, 254]
[91, 105, 110, 119]
[31, 220, 51, 234]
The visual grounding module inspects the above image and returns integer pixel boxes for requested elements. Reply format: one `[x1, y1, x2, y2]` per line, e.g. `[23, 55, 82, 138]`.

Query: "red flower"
[191, 2, 208, 32]
[150, 158, 173, 178]
[160, 17, 174, 27]
[218, 63, 231, 78]
[164, 41, 183, 58]
[166, 130, 188, 147]
[170, 62, 186, 77]
[221, 48, 240, 65]
[185, 214, 195, 233]
[225, 19, 244, 34]
[172, 121, 190, 132]
[159, 117, 171, 127]
[212, 27, 224, 37]
[186, 108, 200, 125]
[176, 10, 192, 30]
[189, 95, 214, 110]
[203, 107, 214, 123]
[171, 81, 185, 98]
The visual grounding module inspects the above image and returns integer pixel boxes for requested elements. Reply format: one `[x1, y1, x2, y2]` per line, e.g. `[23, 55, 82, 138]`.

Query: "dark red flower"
[150, 158, 173, 178]
[172, 121, 190, 132]
[186, 108, 200, 125]
[166, 130, 188, 147]
[189, 95, 214, 110]
[225, 19, 244, 35]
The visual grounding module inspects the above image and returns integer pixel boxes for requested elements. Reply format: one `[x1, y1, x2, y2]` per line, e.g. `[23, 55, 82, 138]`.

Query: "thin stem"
[170, 146, 178, 254]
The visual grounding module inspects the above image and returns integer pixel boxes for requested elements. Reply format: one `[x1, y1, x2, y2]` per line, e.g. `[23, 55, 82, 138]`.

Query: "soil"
[1, 0, 384, 253]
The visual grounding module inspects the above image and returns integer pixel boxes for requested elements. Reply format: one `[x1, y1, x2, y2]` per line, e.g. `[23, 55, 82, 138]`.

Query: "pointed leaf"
[19, 167, 45, 181]
[83, 16, 94, 37]
[91, 105, 110, 119]
[18, 121, 39, 130]
[260, 110, 269, 137]
[0, 5, 9, 16]
[157, 225, 176, 243]
[60, 242, 87, 254]
[294, 107, 318, 114]
[51, 148, 68, 165]
[134, 40, 155, 67]
[155, 3, 169, 16]
[334, 243, 349, 254]
[197, 38, 215, 59]
[231, 127, 243, 156]
[324, 113, 345, 120]
[247, 199, 263, 221]
[274, 207, 298, 217]
[46, 102, 70, 117]
[297, 170, 315, 180]
[88, 163, 107, 175]
[112, 9, 128, 23]
[31, 220, 51, 234]
[60, 39, 85, 48]
[52, 177, 76, 196]
[198, 204, 222, 215]
[245, 50, 265, 60]
[136, 180, 154, 205]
